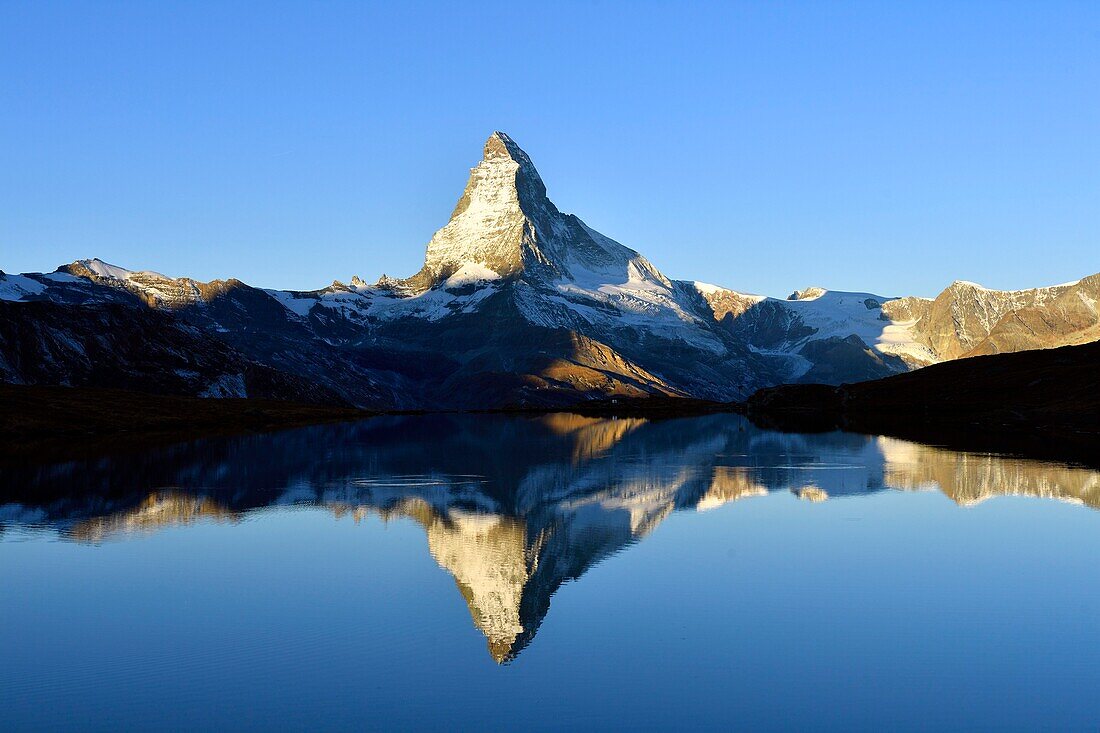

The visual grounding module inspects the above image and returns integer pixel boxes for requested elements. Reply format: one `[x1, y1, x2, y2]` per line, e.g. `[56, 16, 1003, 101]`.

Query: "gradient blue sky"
[2, 1, 1098, 297]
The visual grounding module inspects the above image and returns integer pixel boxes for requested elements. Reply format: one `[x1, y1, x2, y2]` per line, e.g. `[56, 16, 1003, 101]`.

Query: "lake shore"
[6, 335, 1099, 470]
[0, 384, 374, 461]
[745, 340, 1100, 468]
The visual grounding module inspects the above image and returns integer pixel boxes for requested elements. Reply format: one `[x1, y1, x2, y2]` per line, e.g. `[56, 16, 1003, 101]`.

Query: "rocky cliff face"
[2, 132, 1098, 407]
[405, 132, 673, 293]
[924, 275, 1100, 358]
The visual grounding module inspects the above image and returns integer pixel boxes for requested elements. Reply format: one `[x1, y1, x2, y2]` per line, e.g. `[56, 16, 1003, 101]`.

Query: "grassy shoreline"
[0, 384, 374, 460]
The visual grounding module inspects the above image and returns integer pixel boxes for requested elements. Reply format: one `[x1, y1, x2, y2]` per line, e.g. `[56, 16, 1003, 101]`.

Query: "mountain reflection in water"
[2, 413, 1098, 662]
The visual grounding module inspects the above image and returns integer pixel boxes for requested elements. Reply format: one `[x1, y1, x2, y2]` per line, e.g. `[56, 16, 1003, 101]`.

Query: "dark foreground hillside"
[0, 384, 370, 460]
[746, 341, 1100, 466]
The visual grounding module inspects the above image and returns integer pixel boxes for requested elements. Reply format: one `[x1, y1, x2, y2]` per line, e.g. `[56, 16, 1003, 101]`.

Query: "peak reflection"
[2, 414, 1098, 661]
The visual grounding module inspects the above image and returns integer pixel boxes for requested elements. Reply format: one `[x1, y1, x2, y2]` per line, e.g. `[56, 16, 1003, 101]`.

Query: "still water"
[2, 414, 1099, 731]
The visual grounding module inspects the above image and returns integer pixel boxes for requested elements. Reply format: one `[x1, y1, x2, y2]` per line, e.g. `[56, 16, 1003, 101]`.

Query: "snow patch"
[0, 274, 46, 301]
[692, 281, 723, 295]
[80, 258, 140, 280]
[749, 289, 932, 365]
[40, 272, 83, 283]
[444, 263, 502, 287]
[265, 289, 317, 318]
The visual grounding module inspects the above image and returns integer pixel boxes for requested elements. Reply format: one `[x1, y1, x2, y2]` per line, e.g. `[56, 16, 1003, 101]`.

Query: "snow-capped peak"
[76, 258, 138, 280]
[400, 132, 672, 299]
[398, 132, 553, 290]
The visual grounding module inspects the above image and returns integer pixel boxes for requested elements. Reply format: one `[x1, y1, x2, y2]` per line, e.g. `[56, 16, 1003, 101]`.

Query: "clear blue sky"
[2, 1, 1098, 297]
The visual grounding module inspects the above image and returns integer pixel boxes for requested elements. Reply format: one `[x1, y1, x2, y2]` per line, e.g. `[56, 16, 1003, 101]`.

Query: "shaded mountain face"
[2, 132, 1099, 406]
[0, 301, 346, 404]
[4, 413, 1098, 662]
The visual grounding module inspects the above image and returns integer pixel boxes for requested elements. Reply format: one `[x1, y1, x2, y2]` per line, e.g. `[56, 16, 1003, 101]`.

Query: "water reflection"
[2, 413, 1097, 662]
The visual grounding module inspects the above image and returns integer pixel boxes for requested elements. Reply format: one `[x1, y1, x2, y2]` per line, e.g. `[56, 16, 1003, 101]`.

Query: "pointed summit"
[446, 131, 553, 223]
[483, 130, 533, 164]
[476, 131, 548, 205]
[401, 132, 557, 290]
[401, 132, 669, 293]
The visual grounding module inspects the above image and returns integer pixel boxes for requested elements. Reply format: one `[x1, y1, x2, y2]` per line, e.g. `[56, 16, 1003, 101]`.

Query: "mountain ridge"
[3, 132, 1098, 408]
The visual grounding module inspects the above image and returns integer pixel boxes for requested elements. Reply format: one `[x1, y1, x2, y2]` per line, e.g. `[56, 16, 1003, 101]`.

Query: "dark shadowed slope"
[0, 300, 353, 406]
[746, 340, 1100, 466]
[0, 383, 369, 460]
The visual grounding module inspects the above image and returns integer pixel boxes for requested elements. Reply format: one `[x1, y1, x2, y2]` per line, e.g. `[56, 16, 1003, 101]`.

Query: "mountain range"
[2, 132, 1098, 409]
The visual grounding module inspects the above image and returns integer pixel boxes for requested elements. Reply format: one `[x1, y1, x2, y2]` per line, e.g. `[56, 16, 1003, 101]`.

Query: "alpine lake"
[3, 413, 1099, 731]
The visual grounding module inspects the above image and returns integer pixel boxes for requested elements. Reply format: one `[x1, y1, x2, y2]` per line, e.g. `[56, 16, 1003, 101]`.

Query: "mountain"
[2, 132, 1098, 408]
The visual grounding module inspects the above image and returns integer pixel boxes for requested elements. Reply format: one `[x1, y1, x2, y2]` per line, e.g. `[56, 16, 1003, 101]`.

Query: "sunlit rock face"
[893, 277, 1100, 360]
[59, 259, 246, 310]
[405, 132, 558, 289]
[3, 414, 1099, 661]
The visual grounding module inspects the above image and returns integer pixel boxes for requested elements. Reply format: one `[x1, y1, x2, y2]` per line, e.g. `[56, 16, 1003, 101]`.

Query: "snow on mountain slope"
[240, 132, 748, 370]
[79, 258, 144, 281]
[687, 280, 929, 380]
[0, 273, 46, 301]
[61, 258, 209, 308]
[760, 289, 934, 364]
[444, 263, 502, 286]
[379, 131, 729, 351]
